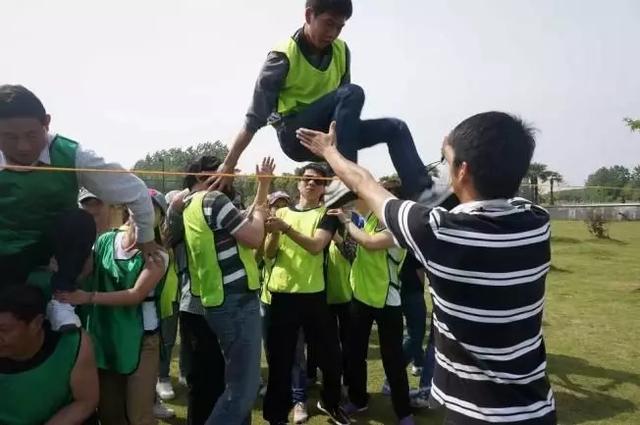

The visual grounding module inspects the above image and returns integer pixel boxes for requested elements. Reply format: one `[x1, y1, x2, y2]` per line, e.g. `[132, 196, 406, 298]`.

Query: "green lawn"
[161, 221, 640, 425]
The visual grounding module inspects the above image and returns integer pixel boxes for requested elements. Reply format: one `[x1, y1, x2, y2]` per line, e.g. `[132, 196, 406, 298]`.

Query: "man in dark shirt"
[299, 112, 557, 425]
[210, 0, 436, 206]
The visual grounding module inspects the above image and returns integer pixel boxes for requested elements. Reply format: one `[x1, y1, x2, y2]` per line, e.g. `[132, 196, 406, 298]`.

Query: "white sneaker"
[324, 180, 356, 208]
[293, 402, 309, 424]
[156, 379, 176, 401]
[178, 375, 188, 387]
[410, 365, 423, 377]
[153, 401, 175, 419]
[47, 300, 81, 332]
[259, 383, 267, 397]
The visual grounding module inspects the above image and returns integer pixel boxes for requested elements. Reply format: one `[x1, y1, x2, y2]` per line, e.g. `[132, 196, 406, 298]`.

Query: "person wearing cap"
[0, 84, 159, 333]
[262, 163, 349, 425]
[56, 188, 170, 425]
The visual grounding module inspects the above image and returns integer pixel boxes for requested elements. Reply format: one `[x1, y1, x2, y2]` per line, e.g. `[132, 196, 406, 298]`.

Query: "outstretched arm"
[297, 122, 397, 221]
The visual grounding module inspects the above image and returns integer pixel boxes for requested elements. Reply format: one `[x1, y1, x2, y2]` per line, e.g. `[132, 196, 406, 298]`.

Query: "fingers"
[329, 121, 337, 135]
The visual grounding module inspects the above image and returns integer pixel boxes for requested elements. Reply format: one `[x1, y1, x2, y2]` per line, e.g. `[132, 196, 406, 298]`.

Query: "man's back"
[383, 197, 556, 424]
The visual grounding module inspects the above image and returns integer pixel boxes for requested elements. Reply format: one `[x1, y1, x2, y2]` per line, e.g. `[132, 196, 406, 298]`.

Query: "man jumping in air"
[212, 0, 442, 207]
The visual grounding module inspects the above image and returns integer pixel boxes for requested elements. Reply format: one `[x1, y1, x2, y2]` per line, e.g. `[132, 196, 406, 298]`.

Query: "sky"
[3, 0, 639, 186]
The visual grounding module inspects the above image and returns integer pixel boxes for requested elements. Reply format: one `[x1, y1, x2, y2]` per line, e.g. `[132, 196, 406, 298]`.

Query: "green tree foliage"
[623, 117, 640, 132]
[133, 141, 229, 192]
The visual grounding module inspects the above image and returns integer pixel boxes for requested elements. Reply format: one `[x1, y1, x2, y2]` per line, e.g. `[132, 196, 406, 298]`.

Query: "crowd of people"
[0, 0, 557, 424]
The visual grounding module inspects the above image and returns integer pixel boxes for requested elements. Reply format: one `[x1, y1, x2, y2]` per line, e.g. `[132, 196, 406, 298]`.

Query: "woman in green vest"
[0, 284, 99, 425]
[56, 197, 169, 425]
[328, 184, 416, 425]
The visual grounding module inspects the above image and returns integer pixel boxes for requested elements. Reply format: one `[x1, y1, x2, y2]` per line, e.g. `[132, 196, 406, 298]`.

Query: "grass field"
[160, 221, 640, 425]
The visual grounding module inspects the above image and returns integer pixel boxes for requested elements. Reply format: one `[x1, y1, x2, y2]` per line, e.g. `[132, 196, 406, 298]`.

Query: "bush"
[585, 211, 609, 239]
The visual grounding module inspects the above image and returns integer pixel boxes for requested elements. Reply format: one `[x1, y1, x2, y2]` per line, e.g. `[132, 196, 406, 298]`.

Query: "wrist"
[87, 291, 96, 304]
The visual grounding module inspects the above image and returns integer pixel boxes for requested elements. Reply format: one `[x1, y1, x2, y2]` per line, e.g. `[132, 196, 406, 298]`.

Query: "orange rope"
[1, 164, 336, 181]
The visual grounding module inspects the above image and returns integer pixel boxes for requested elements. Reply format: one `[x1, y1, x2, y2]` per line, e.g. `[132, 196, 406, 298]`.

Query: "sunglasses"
[302, 176, 328, 186]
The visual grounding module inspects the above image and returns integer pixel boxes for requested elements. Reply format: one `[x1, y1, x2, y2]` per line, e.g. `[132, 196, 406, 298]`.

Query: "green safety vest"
[260, 257, 274, 305]
[0, 329, 80, 425]
[350, 214, 406, 308]
[83, 230, 162, 374]
[160, 252, 179, 319]
[273, 37, 347, 117]
[326, 241, 352, 304]
[183, 191, 260, 308]
[0, 136, 78, 262]
[267, 206, 327, 294]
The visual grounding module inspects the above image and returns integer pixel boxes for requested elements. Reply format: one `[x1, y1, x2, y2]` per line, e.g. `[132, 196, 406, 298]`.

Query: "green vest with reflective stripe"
[273, 37, 347, 116]
[183, 191, 260, 308]
[160, 253, 179, 319]
[0, 136, 78, 260]
[0, 330, 80, 425]
[326, 241, 352, 304]
[260, 257, 274, 305]
[350, 214, 406, 308]
[83, 230, 161, 374]
[267, 207, 327, 293]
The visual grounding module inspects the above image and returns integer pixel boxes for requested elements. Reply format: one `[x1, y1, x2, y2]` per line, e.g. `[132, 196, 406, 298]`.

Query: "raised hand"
[297, 121, 338, 158]
[256, 157, 276, 184]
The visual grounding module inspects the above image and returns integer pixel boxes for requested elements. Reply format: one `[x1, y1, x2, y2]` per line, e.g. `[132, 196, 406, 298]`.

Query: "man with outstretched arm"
[298, 115, 557, 425]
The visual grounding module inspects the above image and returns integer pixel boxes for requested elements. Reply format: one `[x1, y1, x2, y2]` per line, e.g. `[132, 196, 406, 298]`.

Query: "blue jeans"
[401, 290, 427, 368]
[419, 317, 437, 389]
[277, 84, 432, 198]
[204, 292, 262, 425]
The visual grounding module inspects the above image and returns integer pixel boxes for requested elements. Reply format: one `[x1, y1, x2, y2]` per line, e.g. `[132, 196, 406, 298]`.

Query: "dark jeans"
[180, 311, 225, 425]
[419, 316, 437, 390]
[1, 209, 96, 291]
[307, 302, 351, 387]
[347, 299, 411, 419]
[264, 292, 343, 423]
[401, 290, 427, 368]
[276, 83, 432, 198]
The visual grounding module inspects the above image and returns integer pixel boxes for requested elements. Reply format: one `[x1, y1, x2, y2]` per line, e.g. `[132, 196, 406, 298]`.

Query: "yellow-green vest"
[350, 214, 406, 308]
[160, 252, 179, 319]
[326, 241, 352, 304]
[183, 191, 260, 307]
[267, 206, 326, 294]
[273, 37, 347, 117]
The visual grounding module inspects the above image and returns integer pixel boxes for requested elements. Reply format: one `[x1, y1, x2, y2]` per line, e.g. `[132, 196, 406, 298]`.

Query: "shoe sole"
[315, 401, 350, 425]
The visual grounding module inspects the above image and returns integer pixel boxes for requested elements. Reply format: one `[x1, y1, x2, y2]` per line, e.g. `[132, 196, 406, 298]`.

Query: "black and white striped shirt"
[200, 191, 249, 291]
[383, 198, 556, 424]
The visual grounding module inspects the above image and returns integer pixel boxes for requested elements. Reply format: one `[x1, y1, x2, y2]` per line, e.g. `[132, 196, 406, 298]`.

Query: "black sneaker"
[316, 400, 350, 425]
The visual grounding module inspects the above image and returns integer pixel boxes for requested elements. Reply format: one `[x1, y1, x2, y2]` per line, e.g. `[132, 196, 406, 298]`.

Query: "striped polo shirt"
[383, 197, 556, 424]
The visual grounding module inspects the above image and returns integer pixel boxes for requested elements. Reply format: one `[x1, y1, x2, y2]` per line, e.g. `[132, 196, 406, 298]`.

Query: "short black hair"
[447, 112, 535, 199]
[0, 285, 46, 323]
[183, 155, 222, 190]
[297, 162, 330, 183]
[0, 85, 47, 123]
[306, 0, 353, 19]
